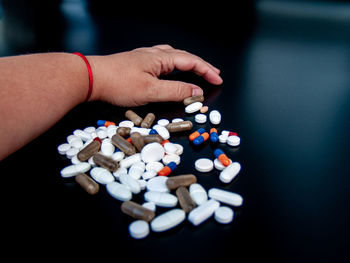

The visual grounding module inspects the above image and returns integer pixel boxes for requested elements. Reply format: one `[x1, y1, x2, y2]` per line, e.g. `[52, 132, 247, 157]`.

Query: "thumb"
[150, 79, 203, 102]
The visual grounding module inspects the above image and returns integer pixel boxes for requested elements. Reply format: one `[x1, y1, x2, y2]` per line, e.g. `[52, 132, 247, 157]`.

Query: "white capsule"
[90, 167, 115, 185]
[101, 138, 115, 156]
[119, 153, 142, 168]
[157, 119, 170, 126]
[60, 162, 91, 178]
[142, 170, 158, 180]
[208, 188, 243, 206]
[209, 110, 221, 125]
[152, 125, 170, 140]
[195, 113, 207, 124]
[185, 102, 203, 114]
[119, 173, 141, 194]
[144, 191, 178, 207]
[189, 183, 208, 206]
[106, 181, 132, 201]
[214, 206, 234, 224]
[141, 142, 165, 163]
[151, 209, 186, 232]
[129, 220, 150, 239]
[146, 176, 169, 193]
[188, 199, 220, 226]
[219, 162, 241, 183]
[227, 135, 240, 147]
[57, 143, 71, 155]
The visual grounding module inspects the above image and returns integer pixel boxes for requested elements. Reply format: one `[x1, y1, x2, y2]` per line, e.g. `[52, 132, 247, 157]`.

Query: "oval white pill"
[101, 139, 115, 156]
[119, 153, 142, 168]
[144, 191, 178, 207]
[146, 176, 169, 193]
[57, 143, 71, 155]
[172, 118, 184, 123]
[189, 183, 208, 206]
[151, 209, 186, 232]
[119, 120, 134, 128]
[106, 181, 132, 201]
[90, 167, 115, 184]
[227, 135, 241, 147]
[65, 147, 79, 159]
[113, 167, 127, 179]
[219, 162, 241, 184]
[195, 158, 214, 172]
[145, 161, 164, 172]
[119, 173, 141, 194]
[185, 102, 203, 114]
[129, 161, 146, 180]
[157, 119, 170, 126]
[60, 162, 91, 178]
[142, 170, 157, 180]
[162, 154, 181, 166]
[129, 220, 150, 239]
[141, 142, 165, 163]
[188, 199, 220, 226]
[111, 151, 125, 162]
[152, 125, 170, 140]
[214, 206, 234, 224]
[209, 110, 221, 125]
[195, 113, 207, 124]
[208, 188, 243, 206]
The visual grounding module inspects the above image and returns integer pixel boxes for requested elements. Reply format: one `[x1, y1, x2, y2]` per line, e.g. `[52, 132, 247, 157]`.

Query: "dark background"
[0, 0, 349, 262]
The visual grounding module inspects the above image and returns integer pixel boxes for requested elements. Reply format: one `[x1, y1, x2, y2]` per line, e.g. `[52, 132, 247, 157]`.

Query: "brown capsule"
[117, 127, 131, 137]
[176, 186, 196, 213]
[143, 134, 163, 144]
[93, 153, 119, 172]
[75, 173, 100, 195]
[166, 174, 197, 190]
[77, 140, 101, 162]
[183, 95, 204, 106]
[121, 201, 155, 222]
[125, 110, 143, 126]
[130, 132, 145, 152]
[166, 121, 193, 133]
[111, 133, 136, 156]
[140, 113, 156, 128]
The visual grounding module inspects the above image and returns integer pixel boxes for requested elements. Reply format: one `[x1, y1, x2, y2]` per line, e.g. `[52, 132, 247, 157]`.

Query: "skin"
[0, 44, 222, 160]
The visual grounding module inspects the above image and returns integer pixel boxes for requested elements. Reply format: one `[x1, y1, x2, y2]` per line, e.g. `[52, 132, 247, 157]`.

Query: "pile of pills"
[57, 94, 242, 239]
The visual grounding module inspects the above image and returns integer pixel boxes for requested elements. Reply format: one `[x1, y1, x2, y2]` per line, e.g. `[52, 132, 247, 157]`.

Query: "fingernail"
[192, 87, 203, 96]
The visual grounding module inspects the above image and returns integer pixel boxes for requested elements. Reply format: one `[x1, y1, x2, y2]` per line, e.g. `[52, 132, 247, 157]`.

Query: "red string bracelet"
[73, 52, 93, 101]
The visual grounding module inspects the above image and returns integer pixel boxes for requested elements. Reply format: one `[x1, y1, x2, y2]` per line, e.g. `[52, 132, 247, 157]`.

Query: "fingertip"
[192, 87, 203, 96]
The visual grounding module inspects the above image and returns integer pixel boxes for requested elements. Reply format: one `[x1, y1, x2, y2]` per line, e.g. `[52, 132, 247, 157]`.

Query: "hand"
[88, 44, 223, 107]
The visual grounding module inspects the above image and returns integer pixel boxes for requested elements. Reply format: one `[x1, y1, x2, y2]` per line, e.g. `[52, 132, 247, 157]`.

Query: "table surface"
[1, 1, 349, 262]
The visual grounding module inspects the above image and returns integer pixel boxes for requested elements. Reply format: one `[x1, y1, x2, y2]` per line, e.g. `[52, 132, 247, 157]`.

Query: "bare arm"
[0, 45, 222, 160]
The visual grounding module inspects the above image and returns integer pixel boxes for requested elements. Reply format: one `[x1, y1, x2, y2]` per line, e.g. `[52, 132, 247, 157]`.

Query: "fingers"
[148, 78, 203, 103]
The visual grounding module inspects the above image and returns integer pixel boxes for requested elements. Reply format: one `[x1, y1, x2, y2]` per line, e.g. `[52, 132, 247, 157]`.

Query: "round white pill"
[162, 154, 181, 165]
[174, 143, 183, 155]
[209, 110, 221, 125]
[219, 134, 228, 143]
[65, 147, 79, 159]
[141, 142, 165, 163]
[163, 142, 178, 155]
[172, 118, 184, 123]
[69, 138, 83, 149]
[157, 119, 170, 126]
[145, 161, 164, 172]
[227, 135, 241, 147]
[119, 120, 134, 128]
[129, 220, 149, 239]
[195, 158, 214, 172]
[147, 176, 169, 193]
[57, 143, 71, 155]
[195, 114, 207, 124]
[214, 206, 234, 224]
[185, 102, 203, 114]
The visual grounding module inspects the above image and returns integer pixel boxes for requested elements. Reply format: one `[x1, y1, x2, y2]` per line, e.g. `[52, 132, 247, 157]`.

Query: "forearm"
[0, 52, 88, 160]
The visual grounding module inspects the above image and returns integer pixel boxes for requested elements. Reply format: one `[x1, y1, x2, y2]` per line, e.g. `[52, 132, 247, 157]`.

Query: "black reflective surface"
[0, 1, 349, 262]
